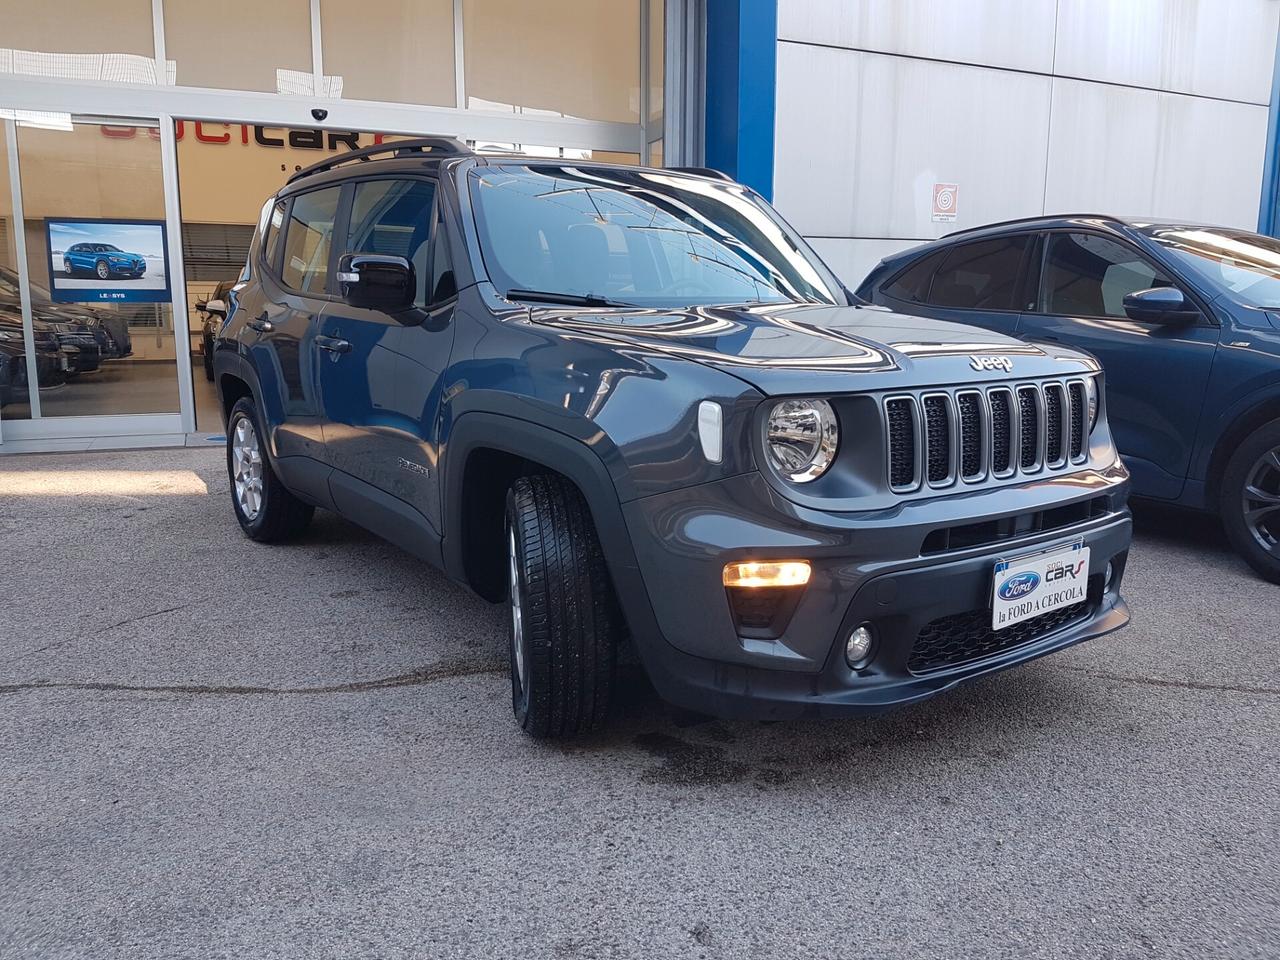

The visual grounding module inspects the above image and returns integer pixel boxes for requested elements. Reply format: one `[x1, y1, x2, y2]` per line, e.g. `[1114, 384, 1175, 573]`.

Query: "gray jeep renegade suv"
[214, 138, 1131, 738]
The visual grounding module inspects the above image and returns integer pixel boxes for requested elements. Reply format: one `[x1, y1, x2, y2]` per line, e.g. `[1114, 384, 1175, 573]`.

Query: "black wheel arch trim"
[441, 408, 666, 654]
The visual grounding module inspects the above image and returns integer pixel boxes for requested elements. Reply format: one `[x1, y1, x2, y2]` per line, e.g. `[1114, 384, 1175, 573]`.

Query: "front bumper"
[619, 466, 1131, 719]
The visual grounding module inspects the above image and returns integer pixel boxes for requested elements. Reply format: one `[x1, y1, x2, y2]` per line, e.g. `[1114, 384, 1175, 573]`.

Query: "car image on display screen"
[62, 242, 146, 280]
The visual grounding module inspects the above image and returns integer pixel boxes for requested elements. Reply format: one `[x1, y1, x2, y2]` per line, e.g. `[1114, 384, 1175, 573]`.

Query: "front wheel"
[505, 475, 620, 738]
[226, 396, 314, 542]
[202, 339, 215, 381]
[63, 260, 74, 276]
[1221, 418, 1280, 583]
[95, 260, 110, 280]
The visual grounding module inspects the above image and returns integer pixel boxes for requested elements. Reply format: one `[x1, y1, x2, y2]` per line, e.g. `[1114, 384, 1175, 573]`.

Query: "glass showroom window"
[0, 120, 32, 422]
[319, 0, 456, 106]
[14, 118, 179, 418]
[165, 0, 314, 94]
[464, 0, 641, 123]
[0, 0, 160, 85]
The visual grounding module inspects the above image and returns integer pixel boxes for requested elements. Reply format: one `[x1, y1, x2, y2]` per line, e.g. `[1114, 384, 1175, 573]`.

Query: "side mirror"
[337, 253, 415, 312]
[205, 298, 227, 319]
[1122, 287, 1198, 324]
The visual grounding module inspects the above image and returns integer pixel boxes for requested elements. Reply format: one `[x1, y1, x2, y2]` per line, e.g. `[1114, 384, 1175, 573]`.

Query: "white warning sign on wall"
[932, 183, 959, 223]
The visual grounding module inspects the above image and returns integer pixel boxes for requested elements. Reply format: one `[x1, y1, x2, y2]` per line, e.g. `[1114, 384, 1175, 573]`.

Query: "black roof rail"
[287, 136, 472, 184]
[942, 213, 1126, 239]
[669, 166, 735, 182]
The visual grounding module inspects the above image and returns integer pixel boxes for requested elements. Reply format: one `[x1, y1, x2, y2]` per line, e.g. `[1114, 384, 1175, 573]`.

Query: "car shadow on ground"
[296, 507, 1147, 784]
[1129, 498, 1230, 553]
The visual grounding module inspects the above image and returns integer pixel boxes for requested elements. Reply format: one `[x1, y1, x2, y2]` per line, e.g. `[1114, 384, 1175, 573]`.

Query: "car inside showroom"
[3, 2, 1280, 959]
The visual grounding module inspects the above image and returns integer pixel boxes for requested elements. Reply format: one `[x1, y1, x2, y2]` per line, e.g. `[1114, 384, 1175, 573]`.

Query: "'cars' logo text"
[970, 355, 1013, 373]
[1045, 558, 1087, 583]
[997, 571, 1040, 601]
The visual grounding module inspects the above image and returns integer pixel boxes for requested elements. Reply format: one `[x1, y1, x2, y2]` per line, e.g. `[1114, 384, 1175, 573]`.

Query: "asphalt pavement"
[1, 448, 1277, 959]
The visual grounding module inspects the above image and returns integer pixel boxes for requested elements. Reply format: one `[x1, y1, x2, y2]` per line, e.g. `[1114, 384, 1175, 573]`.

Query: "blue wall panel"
[704, 0, 778, 200]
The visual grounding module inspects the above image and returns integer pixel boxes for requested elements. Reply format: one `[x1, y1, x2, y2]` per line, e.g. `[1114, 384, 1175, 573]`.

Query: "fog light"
[722, 560, 811, 588]
[1104, 560, 1115, 592]
[845, 623, 875, 668]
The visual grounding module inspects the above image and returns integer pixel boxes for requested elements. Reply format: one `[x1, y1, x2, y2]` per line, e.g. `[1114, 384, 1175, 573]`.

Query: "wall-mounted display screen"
[45, 219, 171, 304]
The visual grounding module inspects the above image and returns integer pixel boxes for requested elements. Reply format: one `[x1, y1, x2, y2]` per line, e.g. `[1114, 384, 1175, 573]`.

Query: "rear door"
[1017, 230, 1219, 499]
[245, 187, 339, 463]
[875, 235, 1037, 336]
[317, 176, 439, 497]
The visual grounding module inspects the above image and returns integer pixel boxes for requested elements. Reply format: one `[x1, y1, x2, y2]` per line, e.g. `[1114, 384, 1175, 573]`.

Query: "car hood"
[526, 301, 1099, 395]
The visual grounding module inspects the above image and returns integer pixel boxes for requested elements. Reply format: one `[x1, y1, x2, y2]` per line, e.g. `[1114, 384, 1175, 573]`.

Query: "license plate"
[991, 542, 1090, 631]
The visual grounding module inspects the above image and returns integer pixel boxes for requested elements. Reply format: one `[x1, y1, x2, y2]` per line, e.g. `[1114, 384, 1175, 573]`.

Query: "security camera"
[311, 108, 328, 122]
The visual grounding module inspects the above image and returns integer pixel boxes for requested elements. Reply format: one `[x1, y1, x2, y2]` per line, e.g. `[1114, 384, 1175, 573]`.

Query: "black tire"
[226, 396, 314, 543]
[505, 475, 620, 738]
[63, 260, 73, 276]
[202, 342, 215, 381]
[1220, 418, 1280, 583]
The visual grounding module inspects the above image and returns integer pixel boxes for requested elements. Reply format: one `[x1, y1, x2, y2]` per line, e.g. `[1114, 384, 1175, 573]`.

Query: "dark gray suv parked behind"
[213, 138, 1132, 737]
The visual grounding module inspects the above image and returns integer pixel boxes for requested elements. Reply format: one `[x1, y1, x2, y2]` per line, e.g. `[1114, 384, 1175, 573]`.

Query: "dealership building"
[0, 0, 1277, 453]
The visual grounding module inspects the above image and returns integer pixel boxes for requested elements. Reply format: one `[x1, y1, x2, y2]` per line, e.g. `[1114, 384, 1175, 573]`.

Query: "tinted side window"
[927, 237, 1030, 310]
[884, 251, 946, 303]
[347, 178, 436, 253]
[281, 187, 342, 294]
[1041, 233, 1173, 318]
[344, 178, 437, 307]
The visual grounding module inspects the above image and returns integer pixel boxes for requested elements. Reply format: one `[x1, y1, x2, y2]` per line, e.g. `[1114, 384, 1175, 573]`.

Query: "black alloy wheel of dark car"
[226, 396, 314, 542]
[1221, 419, 1280, 583]
[95, 260, 110, 281]
[504, 475, 620, 738]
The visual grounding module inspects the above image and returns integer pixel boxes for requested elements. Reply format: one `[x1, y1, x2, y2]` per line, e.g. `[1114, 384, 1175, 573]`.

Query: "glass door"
[7, 115, 182, 422]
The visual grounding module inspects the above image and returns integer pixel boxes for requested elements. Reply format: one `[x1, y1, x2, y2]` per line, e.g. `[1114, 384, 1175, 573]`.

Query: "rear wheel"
[1221, 418, 1280, 583]
[505, 475, 620, 738]
[226, 396, 314, 542]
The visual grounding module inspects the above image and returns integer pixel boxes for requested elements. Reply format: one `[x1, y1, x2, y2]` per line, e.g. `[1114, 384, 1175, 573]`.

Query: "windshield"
[1140, 226, 1280, 308]
[100, 244, 121, 252]
[468, 164, 847, 308]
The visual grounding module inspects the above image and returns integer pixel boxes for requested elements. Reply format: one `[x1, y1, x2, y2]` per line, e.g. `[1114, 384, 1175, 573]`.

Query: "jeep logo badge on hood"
[970, 355, 1013, 373]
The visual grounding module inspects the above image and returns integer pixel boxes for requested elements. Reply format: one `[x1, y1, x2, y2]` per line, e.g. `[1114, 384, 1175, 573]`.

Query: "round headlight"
[765, 398, 839, 483]
[1084, 376, 1099, 431]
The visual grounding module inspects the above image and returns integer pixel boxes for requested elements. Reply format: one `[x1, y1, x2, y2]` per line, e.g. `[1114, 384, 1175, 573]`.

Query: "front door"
[317, 177, 442, 503]
[1017, 231, 1220, 499]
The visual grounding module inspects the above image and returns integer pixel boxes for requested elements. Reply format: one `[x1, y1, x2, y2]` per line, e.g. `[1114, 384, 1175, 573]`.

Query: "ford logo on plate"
[998, 571, 1040, 601]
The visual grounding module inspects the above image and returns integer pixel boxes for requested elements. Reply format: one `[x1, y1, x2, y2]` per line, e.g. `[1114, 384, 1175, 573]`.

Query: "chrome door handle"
[247, 313, 274, 333]
[317, 336, 351, 355]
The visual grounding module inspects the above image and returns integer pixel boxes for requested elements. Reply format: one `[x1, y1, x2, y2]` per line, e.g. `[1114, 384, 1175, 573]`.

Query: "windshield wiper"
[506, 288, 632, 308]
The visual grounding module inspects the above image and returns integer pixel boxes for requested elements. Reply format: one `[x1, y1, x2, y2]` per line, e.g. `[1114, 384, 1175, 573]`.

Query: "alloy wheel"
[507, 525, 526, 690]
[1242, 446, 1280, 556]
[231, 416, 265, 521]
[96, 261, 109, 280]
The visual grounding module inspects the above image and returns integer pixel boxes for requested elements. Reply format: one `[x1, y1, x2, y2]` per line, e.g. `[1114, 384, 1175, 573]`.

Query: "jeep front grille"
[883, 379, 1090, 492]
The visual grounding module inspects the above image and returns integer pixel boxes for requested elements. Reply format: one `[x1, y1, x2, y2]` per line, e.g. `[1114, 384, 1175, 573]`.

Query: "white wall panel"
[1044, 79, 1269, 228]
[774, 45, 1052, 239]
[807, 237, 924, 288]
[778, 0, 1057, 74]
[1055, 0, 1279, 105]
